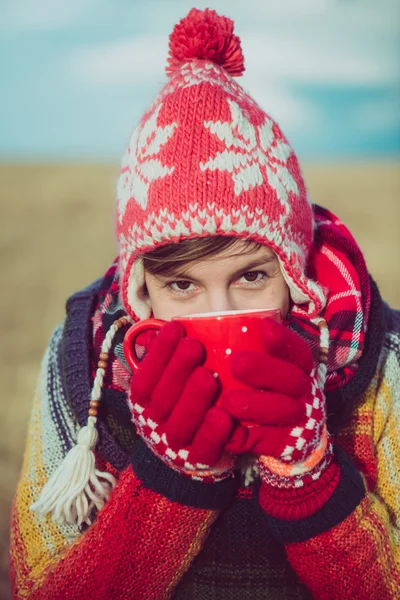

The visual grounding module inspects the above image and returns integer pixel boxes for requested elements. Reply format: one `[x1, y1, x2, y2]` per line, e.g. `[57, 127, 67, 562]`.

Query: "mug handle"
[123, 319, 166, 372]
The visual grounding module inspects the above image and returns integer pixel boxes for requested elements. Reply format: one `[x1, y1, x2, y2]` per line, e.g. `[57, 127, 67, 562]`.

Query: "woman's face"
[144, 241, 290, 321]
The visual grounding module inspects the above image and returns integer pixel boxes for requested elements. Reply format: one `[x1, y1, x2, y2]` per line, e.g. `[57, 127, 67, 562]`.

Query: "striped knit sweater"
[10, 278, 400, 599]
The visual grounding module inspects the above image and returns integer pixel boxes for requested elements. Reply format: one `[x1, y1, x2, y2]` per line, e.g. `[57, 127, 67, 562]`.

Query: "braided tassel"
[314, 317, 329, 387]
[31, 316, 132, 525]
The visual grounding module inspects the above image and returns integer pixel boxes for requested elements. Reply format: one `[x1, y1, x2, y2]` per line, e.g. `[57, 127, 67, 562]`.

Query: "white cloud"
[69, 24, 397, 89]
[0, 0, 98, 30]
[65, 0, 399, 88]
[241, 34, 396, 86]
[133, 0, 399, 39]
[69, 36, 168, 85]
[2, 0, 398, 158]
[68, 38, 321, 134]
[247, 0, 398, 22]
[240, 78, 322, 131]
[66, 0, 397, 137]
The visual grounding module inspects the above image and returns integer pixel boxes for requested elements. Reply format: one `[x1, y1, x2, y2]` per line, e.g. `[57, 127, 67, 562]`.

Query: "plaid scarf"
[92, 205, 371, 396]
[289, 205, 371, 391]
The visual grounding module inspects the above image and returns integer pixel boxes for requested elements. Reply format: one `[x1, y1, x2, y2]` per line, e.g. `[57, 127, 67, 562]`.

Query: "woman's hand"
[221, 318, 332, 486]
[129, 321, 235, 483]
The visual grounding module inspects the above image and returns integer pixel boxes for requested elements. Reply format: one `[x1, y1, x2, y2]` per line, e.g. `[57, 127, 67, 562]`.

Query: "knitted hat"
[116, 7, 326, 323]
[31, 8, 330, 527]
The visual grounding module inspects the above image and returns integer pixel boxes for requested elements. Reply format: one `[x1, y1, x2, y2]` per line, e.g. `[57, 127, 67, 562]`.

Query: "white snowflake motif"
[117, 104, 177, 219]
[200, 100, 299, 211]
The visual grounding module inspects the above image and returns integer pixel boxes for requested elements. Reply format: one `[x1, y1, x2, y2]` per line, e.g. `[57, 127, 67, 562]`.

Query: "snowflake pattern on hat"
[115, 9, 326, 323]
[117, 104, 177, 217]
[200, 99, 299, 206]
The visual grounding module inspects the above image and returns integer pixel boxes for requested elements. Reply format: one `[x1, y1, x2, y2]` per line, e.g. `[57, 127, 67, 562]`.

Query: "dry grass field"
[1, 162, 399, 598]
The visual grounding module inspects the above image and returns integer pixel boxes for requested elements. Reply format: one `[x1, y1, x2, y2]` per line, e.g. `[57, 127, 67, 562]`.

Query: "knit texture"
[116, 9, 327, 323]
[97, 204, 372, 413]
[10, 9, 399, 598]
[132, 437, 240, 509]
[10, 277, 400, 599]
[294, 205, 371, 391]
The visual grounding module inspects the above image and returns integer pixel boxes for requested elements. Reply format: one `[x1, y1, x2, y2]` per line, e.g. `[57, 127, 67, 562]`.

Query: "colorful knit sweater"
[10, 276, 400, 599]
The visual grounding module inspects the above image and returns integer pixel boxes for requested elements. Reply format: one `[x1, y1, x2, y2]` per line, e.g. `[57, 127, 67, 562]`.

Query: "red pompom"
[166, 8, 245, 77]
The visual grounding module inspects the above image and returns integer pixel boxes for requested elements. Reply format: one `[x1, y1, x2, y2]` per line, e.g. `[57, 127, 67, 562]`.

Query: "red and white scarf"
[92, 205, 371, 396]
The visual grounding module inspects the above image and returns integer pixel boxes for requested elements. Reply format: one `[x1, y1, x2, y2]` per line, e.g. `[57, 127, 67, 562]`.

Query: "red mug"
[124, 308, 281, 392]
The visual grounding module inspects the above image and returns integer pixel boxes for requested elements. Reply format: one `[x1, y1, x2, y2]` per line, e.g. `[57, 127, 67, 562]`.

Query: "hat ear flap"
[122, 257, 152, 322]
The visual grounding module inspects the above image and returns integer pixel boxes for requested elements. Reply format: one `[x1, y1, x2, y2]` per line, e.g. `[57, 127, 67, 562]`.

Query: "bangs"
[142, 236, 261, 277]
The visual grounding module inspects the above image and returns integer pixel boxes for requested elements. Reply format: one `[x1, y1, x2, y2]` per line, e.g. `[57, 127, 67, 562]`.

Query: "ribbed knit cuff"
[132, 438, 240, 510]
[259, 459, 341, 520]
[258, 446, 366, 543]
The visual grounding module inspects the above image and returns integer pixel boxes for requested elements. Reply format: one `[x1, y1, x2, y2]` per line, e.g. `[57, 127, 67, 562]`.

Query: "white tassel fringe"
[30, 417, 116, 526]
[238, 455, 259, 486]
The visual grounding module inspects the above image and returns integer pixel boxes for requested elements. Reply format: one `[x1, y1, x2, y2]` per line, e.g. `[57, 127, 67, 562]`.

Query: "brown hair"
[142, 235, 260, 277]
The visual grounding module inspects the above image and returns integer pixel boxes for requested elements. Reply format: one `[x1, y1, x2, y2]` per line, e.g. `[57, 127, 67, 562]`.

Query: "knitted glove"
[129, 321, 235, 483]
[221, 318, 339, 518]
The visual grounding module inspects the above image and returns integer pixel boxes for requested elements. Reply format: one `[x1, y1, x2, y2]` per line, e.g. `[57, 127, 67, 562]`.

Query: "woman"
[10, 8, 400, 599]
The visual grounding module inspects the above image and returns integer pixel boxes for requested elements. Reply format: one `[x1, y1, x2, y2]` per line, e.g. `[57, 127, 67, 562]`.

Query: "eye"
[242, 271, 261, 282]
[166, 280, 196, 295]
[171, 280, 192, 290]
[237, 270, 267, 286]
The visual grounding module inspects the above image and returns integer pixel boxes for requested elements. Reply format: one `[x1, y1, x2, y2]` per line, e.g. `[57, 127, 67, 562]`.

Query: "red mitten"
[129, 321, 235, 483]
[221, 318, 334, 492]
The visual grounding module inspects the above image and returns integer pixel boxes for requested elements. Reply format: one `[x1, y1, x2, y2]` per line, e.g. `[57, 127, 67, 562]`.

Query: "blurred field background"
[1, 0, 399, 598]
[1, 161, 399, 598]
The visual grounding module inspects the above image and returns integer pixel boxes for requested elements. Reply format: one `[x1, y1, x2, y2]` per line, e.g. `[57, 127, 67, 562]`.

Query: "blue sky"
[1, 0, 399, 161]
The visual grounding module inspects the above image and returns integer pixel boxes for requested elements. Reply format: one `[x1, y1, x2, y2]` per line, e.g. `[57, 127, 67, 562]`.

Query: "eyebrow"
[156, 254, 278, 281]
